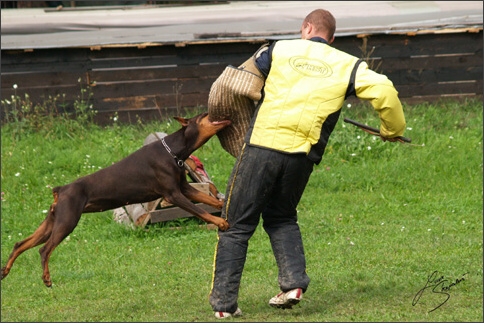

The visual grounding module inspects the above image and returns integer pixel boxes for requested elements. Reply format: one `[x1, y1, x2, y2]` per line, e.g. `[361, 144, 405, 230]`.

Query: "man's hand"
[380, 136, 400, 142]
[344, 118, 412, 143]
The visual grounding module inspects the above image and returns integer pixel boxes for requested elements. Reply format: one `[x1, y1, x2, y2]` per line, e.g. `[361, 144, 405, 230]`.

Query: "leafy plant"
[359, 36, 383, 73]
[1, 78, 96, 141]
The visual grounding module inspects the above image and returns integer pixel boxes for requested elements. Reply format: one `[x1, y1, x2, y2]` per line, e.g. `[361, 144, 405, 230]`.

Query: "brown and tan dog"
[1, 112, 230, 287]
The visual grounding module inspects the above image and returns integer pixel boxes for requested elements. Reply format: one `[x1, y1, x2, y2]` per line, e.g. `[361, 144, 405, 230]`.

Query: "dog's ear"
[173, 116, 189, 127]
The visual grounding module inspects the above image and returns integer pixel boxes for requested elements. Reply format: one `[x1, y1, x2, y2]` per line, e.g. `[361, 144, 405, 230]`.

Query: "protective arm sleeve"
[354, 62, 406, 138]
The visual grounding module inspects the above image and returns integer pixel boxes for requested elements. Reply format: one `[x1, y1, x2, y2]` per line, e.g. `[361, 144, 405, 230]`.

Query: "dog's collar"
[158, 135, 185, 168]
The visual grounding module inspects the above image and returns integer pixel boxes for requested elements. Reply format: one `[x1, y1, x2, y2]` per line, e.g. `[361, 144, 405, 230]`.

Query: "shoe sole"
[215, 308, 242, 319]
[269, 297, 300, 309]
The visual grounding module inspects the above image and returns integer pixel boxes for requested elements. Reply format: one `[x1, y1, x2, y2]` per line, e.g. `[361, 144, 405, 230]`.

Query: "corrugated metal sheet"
[1, 1, 482, 50]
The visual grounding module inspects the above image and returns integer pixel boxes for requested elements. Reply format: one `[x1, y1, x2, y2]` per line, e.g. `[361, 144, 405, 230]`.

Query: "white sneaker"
[269, 288, 303, 309]
[214, 307, 242, 319]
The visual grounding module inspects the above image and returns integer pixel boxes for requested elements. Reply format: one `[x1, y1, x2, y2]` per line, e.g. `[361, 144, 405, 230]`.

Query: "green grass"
[1, 98, 482, 322]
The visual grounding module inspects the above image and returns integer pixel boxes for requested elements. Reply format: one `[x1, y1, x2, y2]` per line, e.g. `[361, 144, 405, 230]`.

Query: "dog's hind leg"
[1, 203, 56, 281]
[38, 194, 85, 287]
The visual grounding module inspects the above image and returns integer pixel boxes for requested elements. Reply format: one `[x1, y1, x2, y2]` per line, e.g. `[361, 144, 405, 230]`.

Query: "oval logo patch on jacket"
[289, 56, 333, 78]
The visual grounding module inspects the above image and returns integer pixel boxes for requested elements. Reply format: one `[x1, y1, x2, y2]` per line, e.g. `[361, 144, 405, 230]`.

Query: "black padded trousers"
[209, 144, 313, 313]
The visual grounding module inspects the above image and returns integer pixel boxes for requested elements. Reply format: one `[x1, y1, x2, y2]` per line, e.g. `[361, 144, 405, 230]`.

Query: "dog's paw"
[1, 266, 9, 280]
[216, 219, 230, 231]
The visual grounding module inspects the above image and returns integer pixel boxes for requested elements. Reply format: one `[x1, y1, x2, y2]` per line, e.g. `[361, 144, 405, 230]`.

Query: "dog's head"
[174, 112, 231, 151]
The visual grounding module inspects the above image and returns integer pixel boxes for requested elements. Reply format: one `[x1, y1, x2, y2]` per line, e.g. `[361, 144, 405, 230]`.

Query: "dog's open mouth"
[209, 115, 231, 126]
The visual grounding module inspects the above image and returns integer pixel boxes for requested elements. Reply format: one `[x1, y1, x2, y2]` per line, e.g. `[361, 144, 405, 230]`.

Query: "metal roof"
[1, 1, 482, 50]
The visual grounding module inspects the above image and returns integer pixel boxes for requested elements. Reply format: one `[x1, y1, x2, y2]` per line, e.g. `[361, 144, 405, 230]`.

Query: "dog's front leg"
[180, 182, 224, 209]
[164, 189, 228, 231]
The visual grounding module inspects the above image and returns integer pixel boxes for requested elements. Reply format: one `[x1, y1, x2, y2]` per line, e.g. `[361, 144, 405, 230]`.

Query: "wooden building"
[1, 1, 482, 124]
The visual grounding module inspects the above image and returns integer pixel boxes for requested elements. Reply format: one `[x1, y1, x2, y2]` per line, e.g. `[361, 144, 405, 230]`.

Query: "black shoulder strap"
[345, 59, 364, 99]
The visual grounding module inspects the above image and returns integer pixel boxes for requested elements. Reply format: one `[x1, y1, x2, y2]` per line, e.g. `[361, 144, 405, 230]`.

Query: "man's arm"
[254, 42, 275, 78]
[354, 61, 406, 138]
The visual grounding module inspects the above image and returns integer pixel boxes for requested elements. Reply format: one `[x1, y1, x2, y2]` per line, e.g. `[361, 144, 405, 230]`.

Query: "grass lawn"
[1, 98, 482, 322]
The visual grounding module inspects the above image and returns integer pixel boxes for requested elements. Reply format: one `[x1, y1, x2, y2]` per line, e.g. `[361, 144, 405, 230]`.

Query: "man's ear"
[328, 35, 335, 44]
[304, 22, 313, 38]
[173, 116, 189, 127]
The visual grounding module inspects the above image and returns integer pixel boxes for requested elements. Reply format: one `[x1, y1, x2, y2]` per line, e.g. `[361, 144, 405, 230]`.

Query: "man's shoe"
[214, 307, 242, 319]
[269, 288, 303, 309]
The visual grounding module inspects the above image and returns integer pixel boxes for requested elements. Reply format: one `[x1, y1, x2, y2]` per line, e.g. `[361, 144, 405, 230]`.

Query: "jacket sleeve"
[255, 41, 275, 78]
[354, 61, 406, 138]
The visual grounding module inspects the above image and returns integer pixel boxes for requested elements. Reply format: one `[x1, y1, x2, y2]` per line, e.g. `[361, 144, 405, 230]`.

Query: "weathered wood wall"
[1, 30, 482, 125]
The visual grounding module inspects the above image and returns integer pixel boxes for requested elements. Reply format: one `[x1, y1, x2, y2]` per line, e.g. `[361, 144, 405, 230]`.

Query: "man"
[209, 8, 406, 319]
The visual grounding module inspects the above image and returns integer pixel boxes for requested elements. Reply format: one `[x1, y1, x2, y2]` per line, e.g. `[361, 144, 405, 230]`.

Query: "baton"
[343, 118, 412, 143]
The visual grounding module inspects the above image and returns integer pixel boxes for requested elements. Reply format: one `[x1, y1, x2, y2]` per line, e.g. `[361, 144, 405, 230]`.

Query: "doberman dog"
[1, 112, 230, 287]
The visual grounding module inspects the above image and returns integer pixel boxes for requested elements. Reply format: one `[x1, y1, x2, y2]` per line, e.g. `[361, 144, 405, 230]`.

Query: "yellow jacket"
[248, 39, 406, 159]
